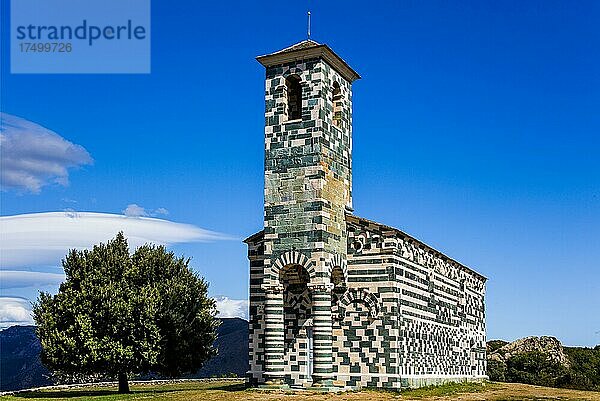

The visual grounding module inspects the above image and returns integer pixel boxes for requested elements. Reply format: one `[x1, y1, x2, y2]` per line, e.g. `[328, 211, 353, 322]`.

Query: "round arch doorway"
[279, 264, 312, 385]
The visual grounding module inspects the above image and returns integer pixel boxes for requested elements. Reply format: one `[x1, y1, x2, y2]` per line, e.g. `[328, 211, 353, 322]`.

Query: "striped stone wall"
[332, 217, 401, 388]
[345, 215, 487, 389]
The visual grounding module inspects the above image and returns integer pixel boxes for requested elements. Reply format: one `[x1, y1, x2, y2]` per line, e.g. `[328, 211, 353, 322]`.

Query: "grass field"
[1, 380, 599, 401]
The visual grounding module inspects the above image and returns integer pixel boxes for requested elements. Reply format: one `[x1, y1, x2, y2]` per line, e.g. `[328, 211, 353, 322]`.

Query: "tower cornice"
[256, 40, 361, 83]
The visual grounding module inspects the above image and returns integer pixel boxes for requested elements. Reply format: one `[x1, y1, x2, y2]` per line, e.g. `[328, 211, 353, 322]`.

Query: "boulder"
[489, 336, 570, 367]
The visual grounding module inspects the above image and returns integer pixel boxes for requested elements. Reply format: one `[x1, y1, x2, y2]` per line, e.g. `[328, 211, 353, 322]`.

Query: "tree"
[33, 233, 219, 393]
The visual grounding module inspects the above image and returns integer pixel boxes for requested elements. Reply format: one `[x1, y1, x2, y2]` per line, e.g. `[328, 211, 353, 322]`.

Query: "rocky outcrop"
[488, 336, 570, 367]
[487, 337, 600, 391]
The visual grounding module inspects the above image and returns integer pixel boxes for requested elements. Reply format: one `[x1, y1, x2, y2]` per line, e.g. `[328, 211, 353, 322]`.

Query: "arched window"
[285, 75, 302, 120]
[332, 81, 342, 127]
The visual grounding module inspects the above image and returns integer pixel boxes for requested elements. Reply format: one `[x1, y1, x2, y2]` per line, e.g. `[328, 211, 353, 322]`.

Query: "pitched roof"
[272, 39, 322, 53]
[256, 40, 361, 83]
[346, 214, 487, 281]
[243, 230, 264, 244]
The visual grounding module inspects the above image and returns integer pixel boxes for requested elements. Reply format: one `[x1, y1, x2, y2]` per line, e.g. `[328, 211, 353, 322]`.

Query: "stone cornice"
[257, 44, 361, 83]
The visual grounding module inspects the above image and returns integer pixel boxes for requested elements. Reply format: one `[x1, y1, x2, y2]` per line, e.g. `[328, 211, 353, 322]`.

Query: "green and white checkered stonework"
[245, 41, 487, 390]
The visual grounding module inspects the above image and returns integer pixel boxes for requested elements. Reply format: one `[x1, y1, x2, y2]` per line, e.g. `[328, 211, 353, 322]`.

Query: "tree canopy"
[33, 232, 219, 393]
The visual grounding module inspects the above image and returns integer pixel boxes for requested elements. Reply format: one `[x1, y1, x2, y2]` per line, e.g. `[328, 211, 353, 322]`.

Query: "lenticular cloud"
[0, 211, 229, 268]
[0, 112, 93, 193]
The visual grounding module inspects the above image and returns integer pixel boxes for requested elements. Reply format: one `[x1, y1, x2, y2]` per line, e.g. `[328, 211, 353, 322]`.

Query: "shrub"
[505, 351, 568, 387]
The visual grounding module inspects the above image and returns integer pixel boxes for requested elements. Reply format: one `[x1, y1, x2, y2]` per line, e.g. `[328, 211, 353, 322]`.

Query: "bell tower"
[254, 40, 360, 387]
[258, 39, 359, 265]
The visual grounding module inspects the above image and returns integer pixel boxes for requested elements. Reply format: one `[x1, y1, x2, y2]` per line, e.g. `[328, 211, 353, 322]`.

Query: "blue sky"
[1, 1, 599, 346]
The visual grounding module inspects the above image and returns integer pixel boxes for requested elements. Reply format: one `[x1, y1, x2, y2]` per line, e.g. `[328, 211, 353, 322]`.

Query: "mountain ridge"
[0, 318, 249, 391]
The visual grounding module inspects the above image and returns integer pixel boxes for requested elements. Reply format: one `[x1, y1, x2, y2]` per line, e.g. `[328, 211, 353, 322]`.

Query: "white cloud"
[0, 211, 231, 268]
[0, 113, 93, 193]
[154, 207, 169, 216]
[0, 271, 65, 289]
[215, 296, 248, 320]
[122, 204, 170, 218]
[0, 297, 34, 329]
[123, 204, 148, 217]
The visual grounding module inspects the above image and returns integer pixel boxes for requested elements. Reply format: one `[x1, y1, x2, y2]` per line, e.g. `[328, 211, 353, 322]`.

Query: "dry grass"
[1, 380, 599, 401]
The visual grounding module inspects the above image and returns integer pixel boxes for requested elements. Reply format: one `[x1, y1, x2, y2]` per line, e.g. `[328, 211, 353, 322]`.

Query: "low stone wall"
[0, 378, 243, 397]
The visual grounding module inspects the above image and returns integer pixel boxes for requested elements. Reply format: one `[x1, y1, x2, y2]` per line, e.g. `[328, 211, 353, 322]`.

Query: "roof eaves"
[243, 230, 264, 244]
[346, 214, 488, 281]
[256, 43, 361, 83]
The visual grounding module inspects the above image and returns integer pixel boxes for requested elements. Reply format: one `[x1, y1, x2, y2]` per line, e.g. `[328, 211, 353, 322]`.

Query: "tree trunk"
[118, 372, 130, 393]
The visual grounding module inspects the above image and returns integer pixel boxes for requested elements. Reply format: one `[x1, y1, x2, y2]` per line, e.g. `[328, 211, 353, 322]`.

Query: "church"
[244, 39, 487, 390]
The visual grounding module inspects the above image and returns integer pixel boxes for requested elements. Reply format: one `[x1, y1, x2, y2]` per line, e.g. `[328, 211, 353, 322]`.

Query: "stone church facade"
[245, 40, 487, 390]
